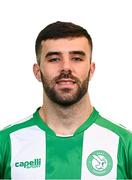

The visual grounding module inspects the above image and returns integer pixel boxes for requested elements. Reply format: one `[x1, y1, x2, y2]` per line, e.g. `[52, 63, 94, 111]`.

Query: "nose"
[60, 69, 72, 78]
[61, 59, 72, 72]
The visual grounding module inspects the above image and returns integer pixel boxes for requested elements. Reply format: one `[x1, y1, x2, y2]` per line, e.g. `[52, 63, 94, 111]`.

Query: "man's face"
[35, 37, 95, 106]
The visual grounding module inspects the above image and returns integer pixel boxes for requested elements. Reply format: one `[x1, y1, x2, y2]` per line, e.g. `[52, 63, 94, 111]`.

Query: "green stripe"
[0, 136, 11, 179]
[45, 133, 84, 179]
[117, 138, 127, 179]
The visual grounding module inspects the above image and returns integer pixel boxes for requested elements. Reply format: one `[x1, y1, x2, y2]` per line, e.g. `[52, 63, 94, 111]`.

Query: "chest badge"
[87, 150, 113, 176]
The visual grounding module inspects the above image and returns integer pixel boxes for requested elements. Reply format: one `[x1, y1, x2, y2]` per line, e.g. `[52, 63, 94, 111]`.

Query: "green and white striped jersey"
[0, 108, 132, 179]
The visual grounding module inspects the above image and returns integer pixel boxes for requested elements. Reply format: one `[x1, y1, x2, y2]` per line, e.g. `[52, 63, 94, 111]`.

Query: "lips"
[56, 79, 76, 84]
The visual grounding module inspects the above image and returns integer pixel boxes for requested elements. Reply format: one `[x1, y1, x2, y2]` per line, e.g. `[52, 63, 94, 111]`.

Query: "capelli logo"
[15, 158, 41, 168]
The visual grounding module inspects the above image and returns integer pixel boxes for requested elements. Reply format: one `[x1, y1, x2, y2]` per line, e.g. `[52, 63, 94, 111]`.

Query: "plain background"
[0, 0, 132, 130]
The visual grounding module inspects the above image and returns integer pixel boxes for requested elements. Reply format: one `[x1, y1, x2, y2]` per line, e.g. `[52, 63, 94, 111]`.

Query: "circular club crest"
[87, 150, 113, 176]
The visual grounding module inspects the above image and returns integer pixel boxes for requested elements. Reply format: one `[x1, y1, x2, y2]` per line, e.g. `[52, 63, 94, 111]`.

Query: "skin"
[33, 37, 95, 135]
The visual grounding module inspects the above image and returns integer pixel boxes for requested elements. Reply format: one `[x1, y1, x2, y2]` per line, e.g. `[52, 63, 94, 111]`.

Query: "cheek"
[40, 64, 52, 78]
[76, 67, 90, 81]
[42, 68, 59, 83]
[43, 63, 60, 76]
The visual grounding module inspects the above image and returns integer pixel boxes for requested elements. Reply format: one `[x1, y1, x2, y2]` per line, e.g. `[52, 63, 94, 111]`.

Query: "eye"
[48, 58, 60, 62]
[72, 57, 83, 62]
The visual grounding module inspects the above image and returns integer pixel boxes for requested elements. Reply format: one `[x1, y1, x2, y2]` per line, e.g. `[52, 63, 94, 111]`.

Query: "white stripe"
[81, 124, 119, 180]
[10, 125, 46, 179]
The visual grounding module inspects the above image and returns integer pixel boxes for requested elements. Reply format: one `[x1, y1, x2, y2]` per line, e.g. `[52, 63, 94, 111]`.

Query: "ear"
[89, 62, 95, 80]
[33, 63, 42, 82]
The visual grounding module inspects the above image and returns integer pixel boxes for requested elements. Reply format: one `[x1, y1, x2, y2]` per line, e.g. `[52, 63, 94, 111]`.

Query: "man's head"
[35, 21, 93, 65]
[33, 21, 95, 106]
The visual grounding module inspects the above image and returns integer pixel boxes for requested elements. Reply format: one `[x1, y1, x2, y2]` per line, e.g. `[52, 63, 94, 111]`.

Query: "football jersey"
[0, 108, 132, 179]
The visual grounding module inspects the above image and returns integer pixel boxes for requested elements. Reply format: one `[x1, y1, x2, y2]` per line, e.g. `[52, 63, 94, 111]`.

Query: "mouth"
[56, 79, 76, 85]
[55, 79, 77, 90]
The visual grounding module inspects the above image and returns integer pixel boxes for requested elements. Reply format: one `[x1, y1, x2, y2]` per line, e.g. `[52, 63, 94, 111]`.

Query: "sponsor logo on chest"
[15, 158, 41, 168]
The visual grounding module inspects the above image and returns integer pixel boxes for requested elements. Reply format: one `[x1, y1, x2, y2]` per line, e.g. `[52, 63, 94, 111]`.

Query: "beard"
[40, 70, 90, 106]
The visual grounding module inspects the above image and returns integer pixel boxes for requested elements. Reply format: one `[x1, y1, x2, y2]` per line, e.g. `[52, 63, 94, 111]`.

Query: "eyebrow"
[45, 51, 62, 58]
[69, 51, 86, 56]
[45, 50, 86, 58]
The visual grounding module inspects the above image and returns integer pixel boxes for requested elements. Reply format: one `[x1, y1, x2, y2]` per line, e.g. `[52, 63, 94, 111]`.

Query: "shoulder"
[95, 114, 132, 145]
[0, 114, 35, 142]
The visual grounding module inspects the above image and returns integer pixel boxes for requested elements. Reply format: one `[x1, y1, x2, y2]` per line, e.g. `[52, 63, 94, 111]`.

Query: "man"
[0, 21, 132, 179]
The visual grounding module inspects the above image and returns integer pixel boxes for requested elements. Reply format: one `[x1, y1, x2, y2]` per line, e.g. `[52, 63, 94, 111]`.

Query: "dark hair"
[35, 21, 93, 64]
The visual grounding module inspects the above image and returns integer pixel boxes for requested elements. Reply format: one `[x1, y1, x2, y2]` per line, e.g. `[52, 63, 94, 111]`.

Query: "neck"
[39, 93, 93, 135]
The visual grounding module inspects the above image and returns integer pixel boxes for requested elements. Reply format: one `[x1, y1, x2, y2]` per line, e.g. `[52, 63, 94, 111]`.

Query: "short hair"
[35, 21, 93, 64]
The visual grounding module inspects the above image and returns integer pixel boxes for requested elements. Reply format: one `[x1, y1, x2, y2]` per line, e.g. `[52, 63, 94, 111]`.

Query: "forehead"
[41, 37, 91, 55]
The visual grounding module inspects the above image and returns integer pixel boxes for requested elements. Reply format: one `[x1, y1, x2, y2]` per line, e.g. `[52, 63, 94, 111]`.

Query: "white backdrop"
[0, 0, 132, 130]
